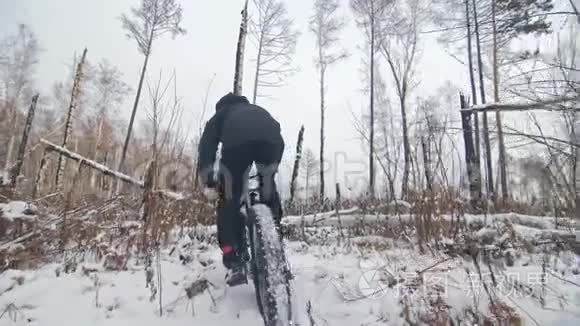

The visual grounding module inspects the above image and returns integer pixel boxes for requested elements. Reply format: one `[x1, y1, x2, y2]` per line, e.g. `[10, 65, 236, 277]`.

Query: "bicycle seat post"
[247, 170, 262, 206]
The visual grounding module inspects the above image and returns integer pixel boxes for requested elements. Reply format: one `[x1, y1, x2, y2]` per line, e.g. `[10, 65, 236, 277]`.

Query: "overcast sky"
[0, 0, 477, 196]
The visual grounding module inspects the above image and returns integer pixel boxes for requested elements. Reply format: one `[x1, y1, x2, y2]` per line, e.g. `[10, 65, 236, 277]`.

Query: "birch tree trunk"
[118, 41, 151, 178]
[464, 0, 482, 200]
[91, 116, 105, 189]
[109, 148, 121, 198]
[573, 105, 579, 253]
[492, 0, 509, 202]
[306, 172, 310, 202]
[421, 137, 433, 191]
[311, 0, 346, 203]
[369, 15, 375, 198]
[472, 0, 495, 202]
[55, 48, 88, 192]
[460, 94, 480, 209]
[319, 66, 326, 204]
[401, 96, 411, 198]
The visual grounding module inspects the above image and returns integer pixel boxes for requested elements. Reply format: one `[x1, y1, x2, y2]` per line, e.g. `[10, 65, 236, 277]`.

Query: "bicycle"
[218, 170, 294, 326]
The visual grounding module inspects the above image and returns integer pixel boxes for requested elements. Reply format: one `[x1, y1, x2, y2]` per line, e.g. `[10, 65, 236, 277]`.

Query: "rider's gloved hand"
[199, 165, 217, 188]
[203, 187, 219, 201]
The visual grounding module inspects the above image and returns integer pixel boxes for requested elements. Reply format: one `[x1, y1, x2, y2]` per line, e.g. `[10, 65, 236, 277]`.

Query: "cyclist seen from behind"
[197, 92, 285, 287]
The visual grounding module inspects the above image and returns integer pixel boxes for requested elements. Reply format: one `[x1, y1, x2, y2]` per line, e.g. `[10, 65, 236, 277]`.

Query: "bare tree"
[309, 0, 347, 204]
[380, 0, 425, 199]
[431, 0, 555, 204]
[145, 71, 182, 176]
[0, 24, 39, 170]
[301, 148, 319, 201]
[118, 0, 186, 179]
[474, 17, 577, 209]
[418, 92, 457, 190]
[376, 104, 401, 199]
[350, 0, 393, 198]
[0, 24, 39, 117]
[249, 0, 300, 103]
[89, 60, 130, 189]
[474, 0, 554, 202]
[191, 75, 216, 189]
[352, 65, 401, 200]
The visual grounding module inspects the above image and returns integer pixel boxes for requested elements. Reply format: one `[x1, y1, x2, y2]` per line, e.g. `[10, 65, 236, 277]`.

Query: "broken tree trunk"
[216, 0, 249, 212]
[233, 0, 249, 95]
[9, 94, 39, 189]
[289, 125, 305, 204]
[460, 94, 482, 209]
[55, 48, 88, 191]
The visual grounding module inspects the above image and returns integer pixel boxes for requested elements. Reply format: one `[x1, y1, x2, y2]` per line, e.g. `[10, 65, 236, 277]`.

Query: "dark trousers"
[217, 140, 284, 253]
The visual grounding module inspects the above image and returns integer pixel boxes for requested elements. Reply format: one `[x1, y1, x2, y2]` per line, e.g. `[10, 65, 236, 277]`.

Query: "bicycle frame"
[240, 171, 261, 258]
[242, 171, 262, 207]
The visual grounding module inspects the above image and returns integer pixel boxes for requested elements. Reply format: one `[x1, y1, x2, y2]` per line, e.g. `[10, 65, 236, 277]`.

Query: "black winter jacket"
[197, 93, 283, 185]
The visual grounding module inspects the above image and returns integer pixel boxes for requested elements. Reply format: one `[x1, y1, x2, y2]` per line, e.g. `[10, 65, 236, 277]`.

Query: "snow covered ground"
[285, 207, 577, 230]
[1, 208, 579, 325]
[0, 201, 37, 222]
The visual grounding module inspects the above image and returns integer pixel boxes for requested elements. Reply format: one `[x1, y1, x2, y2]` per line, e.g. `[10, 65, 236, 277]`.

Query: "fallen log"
[39, 139, 185, 201]
[40, 138, 144, 187]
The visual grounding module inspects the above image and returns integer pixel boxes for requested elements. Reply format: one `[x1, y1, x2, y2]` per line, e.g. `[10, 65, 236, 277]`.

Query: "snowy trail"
[0, 248, 268, 326]
[1, 228, 580, 325]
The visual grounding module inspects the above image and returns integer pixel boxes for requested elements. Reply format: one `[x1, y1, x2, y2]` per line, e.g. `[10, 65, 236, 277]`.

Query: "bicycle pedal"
[225, 267, 248, 287]
[226, 277, 248, 287]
